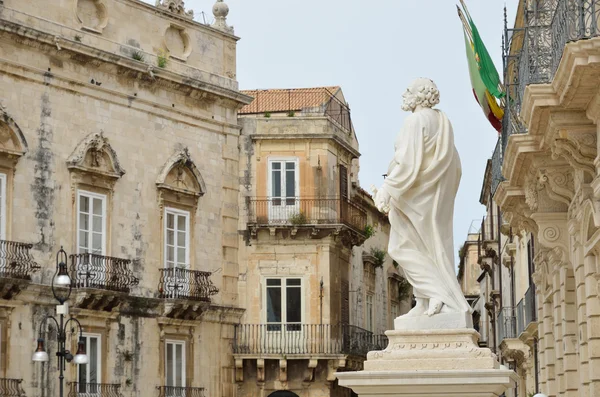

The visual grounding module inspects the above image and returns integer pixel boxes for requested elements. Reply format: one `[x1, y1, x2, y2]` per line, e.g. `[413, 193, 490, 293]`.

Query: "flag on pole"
[458, 2, 504, 133]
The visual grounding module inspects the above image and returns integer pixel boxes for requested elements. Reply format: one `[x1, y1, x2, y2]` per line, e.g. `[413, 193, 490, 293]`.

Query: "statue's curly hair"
[413, 83, 440, 108]
[402, 78, 440, 111]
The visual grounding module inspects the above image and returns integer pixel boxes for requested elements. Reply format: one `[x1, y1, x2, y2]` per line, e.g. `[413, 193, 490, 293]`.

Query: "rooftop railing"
[68, 382, 122, 397]
[69, 253, 139, 293]
[247, 197, 367, 234]
[233, 323, 387, 357]
[158, 268, 218, 302]
[0, 240, 40, 280]
[0, 378, 25, 396]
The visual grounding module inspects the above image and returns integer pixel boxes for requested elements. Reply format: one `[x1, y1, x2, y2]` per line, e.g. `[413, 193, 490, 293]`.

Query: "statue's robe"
[384, 108, 471, 313]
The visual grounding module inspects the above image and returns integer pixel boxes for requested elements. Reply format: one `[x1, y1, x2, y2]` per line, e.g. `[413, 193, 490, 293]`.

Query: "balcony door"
[78, 333, 101, 395]
[165, 340, 186, 397]
[163, 208, 190, 299]
[268, 159, 299, 223]
[265, 278, 303, 353]
[76, 190, 107, 288]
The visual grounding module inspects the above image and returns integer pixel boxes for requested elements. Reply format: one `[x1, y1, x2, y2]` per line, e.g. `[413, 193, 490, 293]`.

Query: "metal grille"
[68, 382, 123, 397]
[0, 240, 40, 280]
[497, 307, 517, 342]
[233, 324, 385, 357]
[70, 253, 139, 293]
[491, 138, 504, 196]
[247, 197, 367, 233]
[0, 379, 25, 397]
[158, 268, 218, 302]
[156, 386, 205, 397]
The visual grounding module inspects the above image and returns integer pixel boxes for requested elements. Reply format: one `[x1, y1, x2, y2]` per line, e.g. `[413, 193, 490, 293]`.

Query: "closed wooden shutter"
[341, 280, 349, 325]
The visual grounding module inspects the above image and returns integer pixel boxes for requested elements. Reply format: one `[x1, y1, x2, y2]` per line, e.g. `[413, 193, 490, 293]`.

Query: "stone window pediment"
[67, 131, 125, 183]
[0, 105, 28, 162]
[156, 148, 205, 209]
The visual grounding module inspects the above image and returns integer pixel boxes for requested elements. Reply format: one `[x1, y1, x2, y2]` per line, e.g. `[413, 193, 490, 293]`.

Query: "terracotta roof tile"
[239, 86, 341, 114]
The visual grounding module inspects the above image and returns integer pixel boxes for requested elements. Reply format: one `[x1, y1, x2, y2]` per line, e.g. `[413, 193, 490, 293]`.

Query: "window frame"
[262, 276, 304, 329]
[163, 207, 191, 270]
[267, 157, 299, 200]
[76, 190, 107, 255]
[165, 339, 186, 388]
[366, 293, 374, 332]
[0, 173, 6, 240]
[77, 332, 102, 386]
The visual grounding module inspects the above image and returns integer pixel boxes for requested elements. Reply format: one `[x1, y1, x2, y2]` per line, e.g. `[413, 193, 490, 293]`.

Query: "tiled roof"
[239, 86, 341, 114]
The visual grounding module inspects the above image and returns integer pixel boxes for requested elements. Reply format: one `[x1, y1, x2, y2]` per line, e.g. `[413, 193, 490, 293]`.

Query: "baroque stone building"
[0, 0, 251, 396]
[477, 0, 600, 396]
[235, 87, 410, 397]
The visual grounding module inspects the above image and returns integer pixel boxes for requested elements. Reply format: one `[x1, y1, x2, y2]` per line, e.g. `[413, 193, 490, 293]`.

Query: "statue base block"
[394, 311, 473, 330]
[336, 328, 517, 397]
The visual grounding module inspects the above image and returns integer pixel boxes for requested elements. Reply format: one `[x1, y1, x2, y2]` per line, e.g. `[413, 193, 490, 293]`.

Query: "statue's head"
[401, 78, 440, 112]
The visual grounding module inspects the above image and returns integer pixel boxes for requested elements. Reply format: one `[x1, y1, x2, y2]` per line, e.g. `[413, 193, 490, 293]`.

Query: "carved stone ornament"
[212, 0, 234, 33]
[67, 131, 125, 179]
[551, 134, 596, 177]
[76, 0, 109, 33]
[0, 103, 28, 158]
[155, 0, 194, 19]
[156, 148, 206, 209]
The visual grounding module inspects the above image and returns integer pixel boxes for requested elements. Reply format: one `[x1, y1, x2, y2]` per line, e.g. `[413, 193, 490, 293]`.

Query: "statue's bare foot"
[425, 298, 443, 317]
[400, 298, 427, 318]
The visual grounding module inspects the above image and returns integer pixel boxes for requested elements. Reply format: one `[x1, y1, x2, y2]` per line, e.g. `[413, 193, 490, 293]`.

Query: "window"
[391, 303, 399, 324]
[269, 159, 298, 206]
[266, 278, 302, 331]
[165, 340, 186, 389]
[164, 208, 190, 269]
[0, 173, 6, 240]
[366, 294, 374, 332]
[77, 191, 106, 254]
[78, 333, 101, 389]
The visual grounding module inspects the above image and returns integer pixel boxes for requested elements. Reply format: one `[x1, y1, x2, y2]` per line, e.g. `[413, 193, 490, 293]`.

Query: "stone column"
[574, 250, 589, 396]
[583, 254, 600, 396]
[560, 266, 580, 396]
[552, 270, 565, 396]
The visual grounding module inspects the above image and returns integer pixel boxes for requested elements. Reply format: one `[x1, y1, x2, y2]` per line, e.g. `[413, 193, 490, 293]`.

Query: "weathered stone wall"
[0, 0, 248, 395]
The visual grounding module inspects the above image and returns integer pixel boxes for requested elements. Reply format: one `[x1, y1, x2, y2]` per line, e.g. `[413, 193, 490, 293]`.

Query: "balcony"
[247, 197, 367, 235]
[68, 382, 122, 397]
[158, 268, 218, 302]
[70, 253, 139, 293]
[0, 378, 25, 396]
[0, 240, 40, 280]
[156, 386, 205, 397]
[503, 1, 600, 144]
[516, 285, 538, 339]
[497, 307, 517, 342]
[233, 323, 387, 357]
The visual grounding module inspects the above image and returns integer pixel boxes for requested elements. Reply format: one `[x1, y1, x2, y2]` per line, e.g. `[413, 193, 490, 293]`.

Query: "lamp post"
[32, 247, 88, 397]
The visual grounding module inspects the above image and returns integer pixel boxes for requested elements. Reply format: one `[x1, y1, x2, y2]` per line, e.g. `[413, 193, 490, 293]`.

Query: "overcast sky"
[148, 0, 519, 260]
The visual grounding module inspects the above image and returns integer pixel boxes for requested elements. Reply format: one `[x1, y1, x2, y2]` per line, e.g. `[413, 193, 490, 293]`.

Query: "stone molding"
[67, 131, 125, 179]
[155, 0, 194, 19]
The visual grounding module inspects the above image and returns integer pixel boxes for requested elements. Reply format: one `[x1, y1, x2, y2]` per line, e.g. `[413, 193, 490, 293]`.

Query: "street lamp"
[32, 247, 88, 397]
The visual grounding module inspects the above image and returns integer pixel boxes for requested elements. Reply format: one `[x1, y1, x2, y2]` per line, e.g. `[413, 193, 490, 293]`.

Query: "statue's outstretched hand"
[371, 185, 391, 214]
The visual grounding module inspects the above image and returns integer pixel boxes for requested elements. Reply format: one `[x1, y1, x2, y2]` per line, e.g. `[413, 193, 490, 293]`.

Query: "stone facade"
[469, 1, 600, 396]
[0, 0, 251, 396]
[235, 87, 411, 397]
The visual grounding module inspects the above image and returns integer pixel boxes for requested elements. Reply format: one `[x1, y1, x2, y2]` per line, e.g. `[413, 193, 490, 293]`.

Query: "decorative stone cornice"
[155, 0, 194, 19]
[551, 134, 596, 177]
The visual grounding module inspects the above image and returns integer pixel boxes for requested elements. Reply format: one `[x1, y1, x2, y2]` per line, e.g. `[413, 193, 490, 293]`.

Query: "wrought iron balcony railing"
[70, 253, 139, 293]
[158, 268, 218, 302]
[497, 307, 517, 343]
[0, 240, 40, 280]
[157, 386, 205, 397]
[516, 285, 538, 337]
[68, 382, 122, 397]
[233, 323, 387, 357]
[247, 197, 367, 233]
[490, 137, 504, 196]
[0, 378, 25, 396]
[502, 1, 600, 146]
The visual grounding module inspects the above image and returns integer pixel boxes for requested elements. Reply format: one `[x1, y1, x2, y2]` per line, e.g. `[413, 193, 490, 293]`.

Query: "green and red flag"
[458, 1, 504, 133]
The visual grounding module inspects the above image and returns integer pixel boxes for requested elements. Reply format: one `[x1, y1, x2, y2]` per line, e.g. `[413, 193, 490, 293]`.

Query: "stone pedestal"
[336, 327, 518, 397]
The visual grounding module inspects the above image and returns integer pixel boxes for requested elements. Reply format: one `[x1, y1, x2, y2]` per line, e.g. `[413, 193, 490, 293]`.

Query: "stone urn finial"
[212, 0, 233, 33]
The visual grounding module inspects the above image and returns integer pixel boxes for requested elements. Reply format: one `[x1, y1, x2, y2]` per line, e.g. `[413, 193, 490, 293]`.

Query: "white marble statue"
[373, 78, 471, 319]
